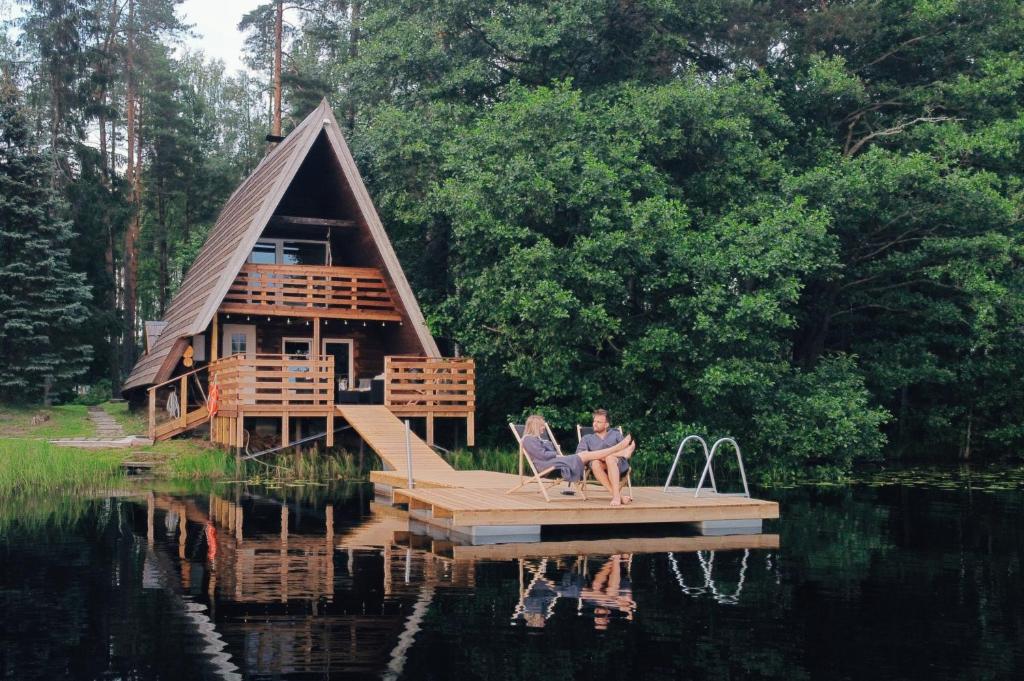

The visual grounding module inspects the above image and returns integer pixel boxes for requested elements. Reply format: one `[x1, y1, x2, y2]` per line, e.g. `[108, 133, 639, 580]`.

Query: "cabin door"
[323, 339, 354, 397]
[221, 324, 256, 359]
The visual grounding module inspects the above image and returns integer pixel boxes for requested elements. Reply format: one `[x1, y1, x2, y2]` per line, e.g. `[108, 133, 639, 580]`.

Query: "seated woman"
[521, 415, 635, 503]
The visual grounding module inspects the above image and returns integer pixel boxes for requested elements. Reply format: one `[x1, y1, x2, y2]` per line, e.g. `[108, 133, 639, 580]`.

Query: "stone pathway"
[49, 406, 154, 449]
[89, 406, 125, 438]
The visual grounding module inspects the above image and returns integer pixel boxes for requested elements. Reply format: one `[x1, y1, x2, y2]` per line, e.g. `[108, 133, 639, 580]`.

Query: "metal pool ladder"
[664, 435, 751, 498]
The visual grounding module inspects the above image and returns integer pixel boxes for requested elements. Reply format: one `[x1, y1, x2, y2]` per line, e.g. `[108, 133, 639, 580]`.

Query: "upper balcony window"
[249, 239, 330, 266]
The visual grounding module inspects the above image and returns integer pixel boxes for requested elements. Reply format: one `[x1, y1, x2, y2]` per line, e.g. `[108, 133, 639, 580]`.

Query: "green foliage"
[0, 79, 92, 403]
[73, 380, 112, 406]
[6, 0, 1024, 481]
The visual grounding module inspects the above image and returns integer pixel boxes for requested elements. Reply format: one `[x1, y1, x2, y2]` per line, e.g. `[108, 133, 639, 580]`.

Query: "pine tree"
[0, 78, 93, 404]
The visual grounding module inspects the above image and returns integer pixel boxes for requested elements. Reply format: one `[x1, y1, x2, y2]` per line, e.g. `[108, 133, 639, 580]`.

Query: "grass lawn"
[0, 403, 96, 439]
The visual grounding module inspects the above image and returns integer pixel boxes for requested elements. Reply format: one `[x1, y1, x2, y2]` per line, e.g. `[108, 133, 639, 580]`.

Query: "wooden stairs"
[153, 405, 210, 441]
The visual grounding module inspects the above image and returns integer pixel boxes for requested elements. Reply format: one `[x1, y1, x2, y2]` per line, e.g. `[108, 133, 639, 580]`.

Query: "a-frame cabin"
[123, 100, 474, 449]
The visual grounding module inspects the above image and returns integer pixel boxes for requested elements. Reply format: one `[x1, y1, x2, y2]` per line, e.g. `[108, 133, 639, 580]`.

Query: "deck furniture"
[576, 425, 634, 499]
[506, 423, 587, 502]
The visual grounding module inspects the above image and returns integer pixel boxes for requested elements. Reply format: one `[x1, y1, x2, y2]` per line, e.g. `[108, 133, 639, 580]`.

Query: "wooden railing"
[147, 365, 211, 440]
[220, 264, 403, 321]
[384, 356, 475, 414]
[212, 353, 334, 409]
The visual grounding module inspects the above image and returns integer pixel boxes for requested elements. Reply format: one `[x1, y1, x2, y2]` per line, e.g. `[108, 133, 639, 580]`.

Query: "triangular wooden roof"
[123, 100, 439, 392]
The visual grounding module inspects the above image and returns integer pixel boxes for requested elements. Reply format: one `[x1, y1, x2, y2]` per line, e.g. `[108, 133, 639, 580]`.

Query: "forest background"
[1, 0, 1022, 480]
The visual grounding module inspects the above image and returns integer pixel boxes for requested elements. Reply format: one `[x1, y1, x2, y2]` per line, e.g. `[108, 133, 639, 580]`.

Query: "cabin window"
[249, 239, 329, 266]
[230, 333, 248, 356]
[250, 242, 277, 265]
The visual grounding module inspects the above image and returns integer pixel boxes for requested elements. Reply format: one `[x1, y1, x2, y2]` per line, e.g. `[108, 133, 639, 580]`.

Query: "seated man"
[577, 409, 631, 505]
[521, 414, 634, 488]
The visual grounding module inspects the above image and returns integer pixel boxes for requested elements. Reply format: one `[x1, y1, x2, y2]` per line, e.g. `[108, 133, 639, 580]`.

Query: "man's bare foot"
[622, 495, 632, 505]
[618, 442, 637, 460]
[610, 496, 623, 507]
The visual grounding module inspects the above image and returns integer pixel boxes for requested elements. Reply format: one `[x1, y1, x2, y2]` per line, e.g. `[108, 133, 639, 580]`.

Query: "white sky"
[4, 1, 278, 75]
[178, 0, 265, 74]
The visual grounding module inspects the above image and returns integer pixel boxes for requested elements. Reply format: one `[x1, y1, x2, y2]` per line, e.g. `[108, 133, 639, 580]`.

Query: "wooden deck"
[336, 404, 779, 539]
[394, 486, 778, 528]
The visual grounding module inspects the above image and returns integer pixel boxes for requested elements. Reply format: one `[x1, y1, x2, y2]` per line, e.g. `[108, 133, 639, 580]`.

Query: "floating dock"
[337, 405, 780, 544]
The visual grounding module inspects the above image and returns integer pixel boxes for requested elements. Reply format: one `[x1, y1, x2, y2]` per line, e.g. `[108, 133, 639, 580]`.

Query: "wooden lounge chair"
[507, 422, 588, 502]
[577, 424, 634, 499]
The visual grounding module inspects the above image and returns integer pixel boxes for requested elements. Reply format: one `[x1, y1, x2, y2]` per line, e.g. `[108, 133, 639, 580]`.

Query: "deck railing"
[212, 353, 335, 409]
[220, 264, 402, 321]
[383, 356, 475, 414]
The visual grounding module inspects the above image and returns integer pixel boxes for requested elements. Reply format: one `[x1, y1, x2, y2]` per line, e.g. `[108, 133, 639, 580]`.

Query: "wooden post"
[426, 413, 435, 447]
[326, 410, 334, 447]
[467, 412, 475, 447]
[180, 375, 188, 429]
[282, 413, 289, 447]
[211, 316, 219, 362]
[148, 388, 156, 440]
[313, 316, 321, 357]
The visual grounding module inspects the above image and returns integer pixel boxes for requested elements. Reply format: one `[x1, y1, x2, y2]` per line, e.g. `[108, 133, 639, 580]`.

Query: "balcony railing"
[220, 264, 402, 321]
[383, 356, 475, 415]
[212, 353, 335, 410]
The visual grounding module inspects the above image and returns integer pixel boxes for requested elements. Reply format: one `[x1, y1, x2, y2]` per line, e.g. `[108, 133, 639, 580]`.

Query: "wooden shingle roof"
[122, 100, 439, 392]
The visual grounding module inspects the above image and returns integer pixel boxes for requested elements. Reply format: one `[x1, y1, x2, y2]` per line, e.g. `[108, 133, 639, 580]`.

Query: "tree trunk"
[157, 181, 168, 315]
[347, 1, 362, 129]
[272, 0, 283, 137]
[123, 0, 140, 369]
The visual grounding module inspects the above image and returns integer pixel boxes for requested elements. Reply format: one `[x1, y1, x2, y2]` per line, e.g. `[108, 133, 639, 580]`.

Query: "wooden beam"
[180, 375, 188, 429]
[270, 215, 356, 228]
[148, 388, 156, 440]
[326, 410, 334, 447]
[211, 316, 219, 362]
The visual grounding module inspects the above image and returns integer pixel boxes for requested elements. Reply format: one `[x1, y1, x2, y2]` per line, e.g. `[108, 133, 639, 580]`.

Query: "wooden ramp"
[335, 405, 453, 476]
[338, 405, 524, 489]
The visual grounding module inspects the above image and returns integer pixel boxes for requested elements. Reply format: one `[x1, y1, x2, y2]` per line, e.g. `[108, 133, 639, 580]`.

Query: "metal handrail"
[695, 437, 750, 498]
[663, 435, 716, 493]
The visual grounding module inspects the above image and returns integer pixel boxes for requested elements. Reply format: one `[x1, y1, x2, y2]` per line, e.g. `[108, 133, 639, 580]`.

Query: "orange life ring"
[208, 382, 220, 417]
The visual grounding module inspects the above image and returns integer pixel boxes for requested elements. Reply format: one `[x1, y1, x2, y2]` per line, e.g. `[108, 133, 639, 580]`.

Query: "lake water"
[1, 469, 1022, 680]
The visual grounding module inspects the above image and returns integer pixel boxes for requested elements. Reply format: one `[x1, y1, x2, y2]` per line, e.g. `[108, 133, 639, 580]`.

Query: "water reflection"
[668, 549, 756, 605]
[511, 555, 636, 629]
[131, 487, 779, 678]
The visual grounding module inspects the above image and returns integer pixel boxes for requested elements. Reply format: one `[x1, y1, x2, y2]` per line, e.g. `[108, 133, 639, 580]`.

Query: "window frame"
[248, 238, 331, 266]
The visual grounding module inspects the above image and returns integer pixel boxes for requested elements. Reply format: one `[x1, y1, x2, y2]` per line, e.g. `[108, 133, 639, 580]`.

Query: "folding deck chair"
[507, 423, 588, 502]
[577, 424, 634, 499]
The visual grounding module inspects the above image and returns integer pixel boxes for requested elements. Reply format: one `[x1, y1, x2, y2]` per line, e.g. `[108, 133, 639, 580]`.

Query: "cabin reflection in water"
[139, 490, 778, 678]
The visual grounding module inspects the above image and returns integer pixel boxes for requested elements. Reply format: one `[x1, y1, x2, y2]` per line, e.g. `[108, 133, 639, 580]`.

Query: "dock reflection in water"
[136, 485, 777, 679]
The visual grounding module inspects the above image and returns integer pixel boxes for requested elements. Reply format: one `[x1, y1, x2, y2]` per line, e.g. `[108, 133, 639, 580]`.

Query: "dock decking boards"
[393, 486, 779, 527]
[338, 404, 780, 537]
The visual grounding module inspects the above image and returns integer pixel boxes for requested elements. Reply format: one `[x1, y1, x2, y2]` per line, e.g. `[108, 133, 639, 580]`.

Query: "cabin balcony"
[148, 353, 475, 447]
[219, 264, 402, 322]
[212, 353, 336, 417]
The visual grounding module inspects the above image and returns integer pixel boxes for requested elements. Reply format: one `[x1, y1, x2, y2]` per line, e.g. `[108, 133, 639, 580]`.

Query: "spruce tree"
[0, 77, 92, 404]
